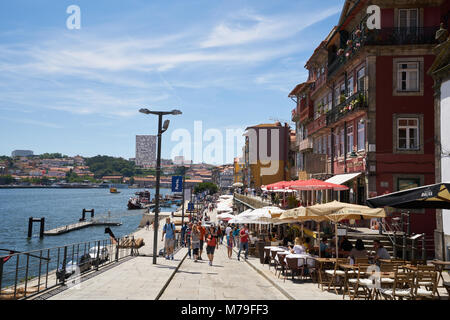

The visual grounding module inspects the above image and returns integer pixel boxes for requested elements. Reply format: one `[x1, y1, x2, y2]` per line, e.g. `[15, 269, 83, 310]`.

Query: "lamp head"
[161, 119, 170, 133]
[171, 109, 182, 115]
[139, 108, 151, 114]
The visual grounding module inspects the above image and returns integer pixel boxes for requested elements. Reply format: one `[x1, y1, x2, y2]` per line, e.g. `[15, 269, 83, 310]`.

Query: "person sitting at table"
[349, 239, 368, 263]
[289, 237, 306, 254]
[320, 237, 331, 258]
[339, 236, 353, 252]
[304, 237, 312, 252]
[373, 239, 390, 266]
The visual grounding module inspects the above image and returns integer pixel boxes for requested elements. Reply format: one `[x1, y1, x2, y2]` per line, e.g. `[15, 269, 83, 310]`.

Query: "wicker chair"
[276, 252, 288, 278]
[269, 250, 278, 271]
[285, 257, 304, 282]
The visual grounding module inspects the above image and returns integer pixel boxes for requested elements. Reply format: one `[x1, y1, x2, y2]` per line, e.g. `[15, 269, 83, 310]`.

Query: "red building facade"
[290, 0, 449, 253]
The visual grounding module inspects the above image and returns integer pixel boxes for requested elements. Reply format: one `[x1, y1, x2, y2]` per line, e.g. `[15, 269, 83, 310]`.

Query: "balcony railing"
[306, 113, 327, 135]
[326, 90, 368, 125]
[298, 137, 313, 152]
[328, 27, 439, 77]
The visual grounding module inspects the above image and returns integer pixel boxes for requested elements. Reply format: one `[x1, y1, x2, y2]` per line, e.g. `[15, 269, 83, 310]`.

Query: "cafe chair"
[305, 257, 318, 282]
[413, 270, 438, 300]
[269, 250, 278, 271]
[285, 257, 304, 282]
[325, 258, 348, 294]
[355, 257, 369, 265]
[377, 271, 415, 300]
[347, 264, 371, 300]
[276, 252, 288, 278]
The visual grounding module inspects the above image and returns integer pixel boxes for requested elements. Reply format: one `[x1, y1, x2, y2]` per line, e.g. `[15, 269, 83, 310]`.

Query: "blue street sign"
[171, 176, 183, 192]
[188, 202, 194, 211]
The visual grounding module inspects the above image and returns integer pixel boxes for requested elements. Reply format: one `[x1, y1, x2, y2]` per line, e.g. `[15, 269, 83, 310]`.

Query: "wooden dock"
[43, 219, 122, 236]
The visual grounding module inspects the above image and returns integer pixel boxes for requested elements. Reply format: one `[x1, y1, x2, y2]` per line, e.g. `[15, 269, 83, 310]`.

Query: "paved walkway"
[31, 204, 450, 300]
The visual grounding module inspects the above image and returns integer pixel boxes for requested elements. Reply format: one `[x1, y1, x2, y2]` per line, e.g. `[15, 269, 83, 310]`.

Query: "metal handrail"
[0, 236, 133, 300]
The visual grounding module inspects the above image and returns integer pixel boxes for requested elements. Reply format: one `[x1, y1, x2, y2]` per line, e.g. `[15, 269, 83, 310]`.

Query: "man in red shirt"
[237, 224, 249, 261]
[197, 221, 206, 260]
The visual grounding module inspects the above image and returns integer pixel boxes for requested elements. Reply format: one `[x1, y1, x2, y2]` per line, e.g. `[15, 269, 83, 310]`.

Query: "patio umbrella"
[232, 182, 243, 187]
[366, 182, 450, 209]
[266, 181, 292, 190]
[307, 201, 386, 258]
[217, 212, 235, 220]
[288, 179, 349, 206]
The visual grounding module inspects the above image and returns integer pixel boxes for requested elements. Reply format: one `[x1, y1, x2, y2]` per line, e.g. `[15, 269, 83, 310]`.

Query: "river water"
[0, 187, 176, 254]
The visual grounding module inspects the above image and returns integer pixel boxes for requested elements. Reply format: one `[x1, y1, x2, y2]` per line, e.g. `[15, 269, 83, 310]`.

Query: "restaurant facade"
[290, 0, 449, 241]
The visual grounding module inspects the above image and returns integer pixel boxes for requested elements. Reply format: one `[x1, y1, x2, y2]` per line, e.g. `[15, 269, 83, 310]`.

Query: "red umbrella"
[266, 180, 293, 190]
[288, 179, 348, 191]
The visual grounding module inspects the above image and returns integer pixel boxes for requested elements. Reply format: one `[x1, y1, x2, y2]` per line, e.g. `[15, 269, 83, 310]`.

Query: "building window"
[322, 135, 327, 154]
[347, 125, 354, 154]
[334, 86, 340, 106]
[357, 120, 365, 151]
[347, 76, 354, 96]
[357, 67, 365, 92]
[318, 137, 322, 154]
[397, 178, 420, 191]
[340, 128, 345, 156]
[397, 118, 419, 150]
[397, 62, 419, 92]
[334, 131, 340, 157]
[327, 134, 331, 156]
[398, 9, 418, 31]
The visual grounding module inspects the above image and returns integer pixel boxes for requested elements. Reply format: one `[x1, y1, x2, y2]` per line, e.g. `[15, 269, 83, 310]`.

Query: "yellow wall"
[249, 160, 289, 188]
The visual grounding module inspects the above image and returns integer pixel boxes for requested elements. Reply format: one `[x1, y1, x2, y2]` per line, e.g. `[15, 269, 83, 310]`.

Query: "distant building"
[173, 156, 185, 165]
[135, 135, 157, 167]
[12, 150, 33, 157]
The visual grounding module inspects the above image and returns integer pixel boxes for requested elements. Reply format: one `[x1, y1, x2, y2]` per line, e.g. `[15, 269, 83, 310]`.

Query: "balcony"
[291, 108, 300, 122]
[298, 137, 313, 152]
[326, 90, 368, 126]
[306, 113, 327, 135]
[328, 27, 439, 78]
[299, 107, 311, 123]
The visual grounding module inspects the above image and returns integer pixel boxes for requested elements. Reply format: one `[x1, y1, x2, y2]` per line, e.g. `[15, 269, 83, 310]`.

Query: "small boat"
[110, 187, 120, 194]
[127, 190, 151, 209]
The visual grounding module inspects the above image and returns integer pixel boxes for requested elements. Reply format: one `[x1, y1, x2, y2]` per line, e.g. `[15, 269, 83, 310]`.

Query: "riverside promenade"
[29, 205, 449, 300]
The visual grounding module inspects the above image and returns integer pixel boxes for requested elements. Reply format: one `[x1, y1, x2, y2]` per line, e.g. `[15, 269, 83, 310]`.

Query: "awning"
[325, 172, 362, 185]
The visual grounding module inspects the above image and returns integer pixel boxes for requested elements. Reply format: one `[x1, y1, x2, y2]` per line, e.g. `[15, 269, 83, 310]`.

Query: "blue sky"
[0, 0, 344, 164]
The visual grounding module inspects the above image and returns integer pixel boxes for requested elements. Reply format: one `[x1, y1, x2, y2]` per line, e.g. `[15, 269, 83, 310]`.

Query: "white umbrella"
[217, 212, 235, 220]
[232, 182, 243, 187]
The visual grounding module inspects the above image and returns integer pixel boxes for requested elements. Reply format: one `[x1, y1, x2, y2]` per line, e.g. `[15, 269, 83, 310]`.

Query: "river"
[0, 187, 176, 254]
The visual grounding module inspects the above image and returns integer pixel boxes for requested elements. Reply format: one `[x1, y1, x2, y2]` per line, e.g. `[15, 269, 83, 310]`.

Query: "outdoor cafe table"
[284, 254, 316, 268]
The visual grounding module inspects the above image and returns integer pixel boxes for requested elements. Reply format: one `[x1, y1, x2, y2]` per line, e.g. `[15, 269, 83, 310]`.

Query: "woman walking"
[206, 226, 218, 266]
[226, 226, 234, 258]
[191, 224, 201, 262]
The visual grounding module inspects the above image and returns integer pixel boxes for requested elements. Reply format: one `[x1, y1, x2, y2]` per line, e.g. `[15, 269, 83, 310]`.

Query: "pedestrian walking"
[185, 222, 193, 258]
[232, 226, 240, 247]
[191, 225, 201, 262]
[206, 226, 218, 266]
[217, 225, 223, 245]
[225, 226, 233, 259]
[161, 217, 176, 260]
[197, 221, 206, 260]
[237, 224, 249, 261]
[145, 220, 150, 230]
[181, 222, 188, 247]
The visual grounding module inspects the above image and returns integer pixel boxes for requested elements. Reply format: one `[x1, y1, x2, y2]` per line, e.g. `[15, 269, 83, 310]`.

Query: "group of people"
[319, 236, 391, 265]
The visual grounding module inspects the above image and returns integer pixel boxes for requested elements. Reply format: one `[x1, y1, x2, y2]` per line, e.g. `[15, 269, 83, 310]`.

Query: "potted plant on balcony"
[346, 39, 353, 46]
[337, 48, 344, 56]
[339, 92, 346, 104]
[355, 29, 362, 37]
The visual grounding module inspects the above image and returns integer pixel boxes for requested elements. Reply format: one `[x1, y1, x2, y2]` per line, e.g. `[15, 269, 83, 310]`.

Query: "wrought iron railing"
[326, 90, 368, 125]
[328, 27, 439, 77]
[0, 237, 134, 300]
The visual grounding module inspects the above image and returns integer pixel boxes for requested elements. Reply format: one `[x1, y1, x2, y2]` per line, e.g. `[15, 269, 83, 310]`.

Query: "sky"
[0, 0, 345, 164]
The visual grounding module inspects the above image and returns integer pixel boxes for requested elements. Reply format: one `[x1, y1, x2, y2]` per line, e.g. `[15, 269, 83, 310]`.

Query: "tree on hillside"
[194, 182, 218, 195]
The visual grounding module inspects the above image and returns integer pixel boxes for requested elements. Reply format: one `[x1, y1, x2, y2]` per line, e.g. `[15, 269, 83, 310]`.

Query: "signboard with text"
[171, 176, 183, 193]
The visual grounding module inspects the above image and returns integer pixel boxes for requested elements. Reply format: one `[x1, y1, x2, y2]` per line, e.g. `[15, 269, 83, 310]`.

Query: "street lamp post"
[139, 108, 181, 264]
